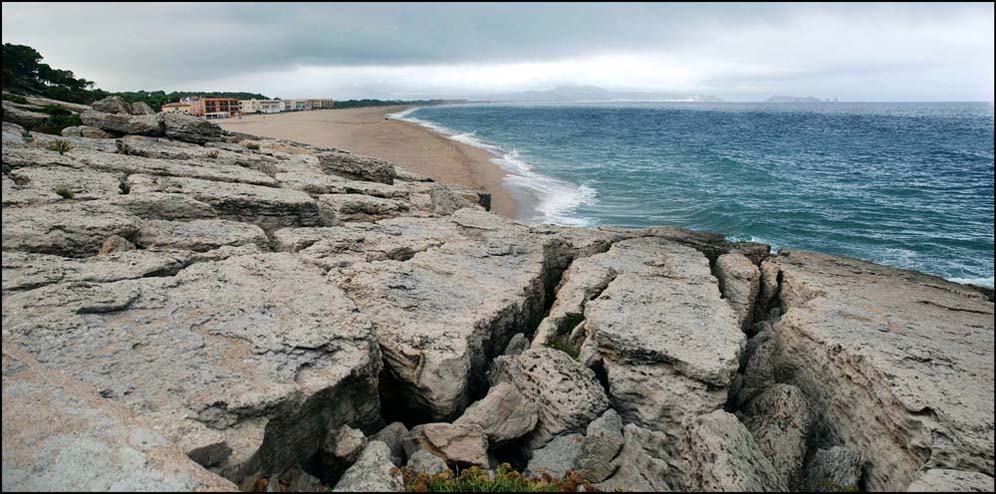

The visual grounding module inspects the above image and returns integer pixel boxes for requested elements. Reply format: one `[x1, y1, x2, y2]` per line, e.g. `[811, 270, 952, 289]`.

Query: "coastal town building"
[160, 102, 192, 114]
[184, 97, 241, 119]
[237, 98, 334, 115]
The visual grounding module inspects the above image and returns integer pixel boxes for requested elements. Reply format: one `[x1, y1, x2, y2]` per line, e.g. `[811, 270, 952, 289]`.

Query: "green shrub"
[2, 93, 29, 104]
[47, 140, 73, 155]
[396, 464, 598, 493]
[54, 185, 75, 199]
[206, 150, 219, 159]
[243, 141, 260, 151]
[32, 107, 82, 135]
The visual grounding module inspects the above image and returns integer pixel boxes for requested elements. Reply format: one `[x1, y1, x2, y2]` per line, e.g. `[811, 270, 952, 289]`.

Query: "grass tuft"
[54, 185, 75, 199]
[394, 464, 599, 493]
[47, 140, 73, 155]
[206, 150, 219, 159]
[547, 333, 581, 360]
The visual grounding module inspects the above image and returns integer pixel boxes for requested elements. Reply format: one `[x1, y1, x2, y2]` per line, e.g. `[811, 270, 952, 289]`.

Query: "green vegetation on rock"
[396, 464, 598, 493]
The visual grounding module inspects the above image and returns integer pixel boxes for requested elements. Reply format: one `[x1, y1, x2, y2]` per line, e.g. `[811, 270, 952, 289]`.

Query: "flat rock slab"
[4, 165, 123, 205]
[2, 250, 189, 296]
[576, 237, 743, 435]
[2, 347, 237, 492]
[135, 219, 269, 253]
[318, 193, 411, 224]
[2, 253, 382, 482]
[127, 174, 321, 231]
[336, 212, 566, 420]
[763, 251, 994, 491]
[2, 201, 142, 257]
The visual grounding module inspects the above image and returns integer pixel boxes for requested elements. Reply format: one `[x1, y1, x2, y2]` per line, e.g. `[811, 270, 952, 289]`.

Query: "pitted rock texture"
[763, 250, 994, 491]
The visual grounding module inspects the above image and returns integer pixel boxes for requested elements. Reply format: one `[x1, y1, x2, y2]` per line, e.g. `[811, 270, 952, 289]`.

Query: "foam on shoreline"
[389, 107, 597, 227]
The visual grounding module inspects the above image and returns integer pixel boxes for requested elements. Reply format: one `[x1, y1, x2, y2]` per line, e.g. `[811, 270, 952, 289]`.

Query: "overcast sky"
[2, 2, 993, 101]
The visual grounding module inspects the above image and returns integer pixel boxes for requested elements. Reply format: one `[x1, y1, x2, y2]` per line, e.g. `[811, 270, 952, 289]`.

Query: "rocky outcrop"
[3, 95, 992, 492]
[92, 95, 134, 114]
[762, 251, 995, 491]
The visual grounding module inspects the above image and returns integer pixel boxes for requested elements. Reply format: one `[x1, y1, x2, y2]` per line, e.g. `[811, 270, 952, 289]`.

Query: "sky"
[2, 2, 993, 101]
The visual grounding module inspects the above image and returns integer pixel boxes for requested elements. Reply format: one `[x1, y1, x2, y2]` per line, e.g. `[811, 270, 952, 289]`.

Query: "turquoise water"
[393, 102, 995, 288]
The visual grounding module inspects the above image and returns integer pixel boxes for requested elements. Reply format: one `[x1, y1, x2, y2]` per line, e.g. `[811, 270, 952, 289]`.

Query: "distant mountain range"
[767, 95, 840, 103]
[484, 85, 722, 103]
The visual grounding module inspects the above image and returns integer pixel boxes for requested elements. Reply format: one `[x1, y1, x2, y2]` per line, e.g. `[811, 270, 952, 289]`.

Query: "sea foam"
[390, 107, 597, 226]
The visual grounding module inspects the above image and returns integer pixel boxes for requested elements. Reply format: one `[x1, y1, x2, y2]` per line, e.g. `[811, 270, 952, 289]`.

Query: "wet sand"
[218, 106, 518, 218]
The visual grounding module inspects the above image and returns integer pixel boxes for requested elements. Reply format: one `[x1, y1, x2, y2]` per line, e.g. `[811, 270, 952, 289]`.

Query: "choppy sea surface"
[391, 102, 995, 288]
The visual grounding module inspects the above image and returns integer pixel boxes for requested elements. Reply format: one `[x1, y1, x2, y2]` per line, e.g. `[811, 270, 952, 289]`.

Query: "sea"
[390, 102, 995, 288]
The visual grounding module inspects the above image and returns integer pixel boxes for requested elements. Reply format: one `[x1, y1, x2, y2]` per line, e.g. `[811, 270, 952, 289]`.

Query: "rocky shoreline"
[2, 96, 993, 492]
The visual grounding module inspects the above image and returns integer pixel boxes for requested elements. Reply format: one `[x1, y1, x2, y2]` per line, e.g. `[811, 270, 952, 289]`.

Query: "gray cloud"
[2, 2, 993, 101]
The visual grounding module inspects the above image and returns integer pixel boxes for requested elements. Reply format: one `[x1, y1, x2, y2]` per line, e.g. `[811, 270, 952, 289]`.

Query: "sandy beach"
[218, 107, 518, 218]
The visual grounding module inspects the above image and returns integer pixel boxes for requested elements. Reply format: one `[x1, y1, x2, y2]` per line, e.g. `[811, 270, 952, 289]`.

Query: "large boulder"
[454, 381, 539, 444]
[575, 409, 625, 482]
[317, 193, 410, 224]
[801, 446, 864, 492]
[130, 101, 156, 115]
[81, 109, 161, 136]
[679, 410, 786, 491]
[332, 441, 403, 493]
[492, 347, 610, 449]
[318, 150, 396, 184]
[2, 253, 383, 482]
[763, 251, 994, 490]
[160, 112, 224, 144]
[407, 423, 489, 467]
[92, 95, 133, 114]
[525, 433, 584, 479]
[595, 424, 672, 492]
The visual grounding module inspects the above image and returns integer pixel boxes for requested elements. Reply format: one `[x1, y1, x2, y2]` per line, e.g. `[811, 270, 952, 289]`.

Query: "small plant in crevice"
[47, 140, 73, 155]
[21, 129, 33, 142]
[54, 185, 75, 199]
[547, 333, 581, 360]
[395, 463, 599, 492]
[206, 150, 219, 159]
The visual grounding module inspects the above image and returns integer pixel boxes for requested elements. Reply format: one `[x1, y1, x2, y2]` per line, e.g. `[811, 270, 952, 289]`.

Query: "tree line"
[1, 44, 269, 111]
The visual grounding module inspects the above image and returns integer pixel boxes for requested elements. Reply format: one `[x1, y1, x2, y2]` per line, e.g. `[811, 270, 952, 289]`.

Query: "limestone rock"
[318, 150, 396, 184]
[1, 249, 187, 297]
[160, 112, 224, 144]
[320, 426, 368, 475]
[2, 253, 383, 481]
[3, 165, 123, 207]
[130, 101, 155, 115]
[715, 251, 761, 332]
[2, 102, 48, 128]
[97, 235, 136, 255]
[336, 213, 570, 419]
[741, 383, 815, 487]
[108, 193, 219, 221]
[575, 409, 624, 482]
[596, 424, 672, 492]
[492, 348, 609, 450]
[526, 433, 584, 479]
[135, 219, 269, 252]
[680, 410, 786, 491]
[2, 201, 142, 257]
[127, 174, 320, 231]
[763, 251, 994, 490]
[332, 441, 403, 492]
[581, 237, 744, 436]
[802, 446, 864, 492]
[371, 422, 411, 466]
[61, 125, 113, 138]
[92, 95, 133, 114]
[409, 423, 489, 467]
[406, 450, 449, 476]
[2, 347, 237, 492]
[81, 109, 161, 136]
[318, 193, 410, 224]
[906, 469, 994, 492]
[430, 183, 478, 215]
[454, 381, 539, 444]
